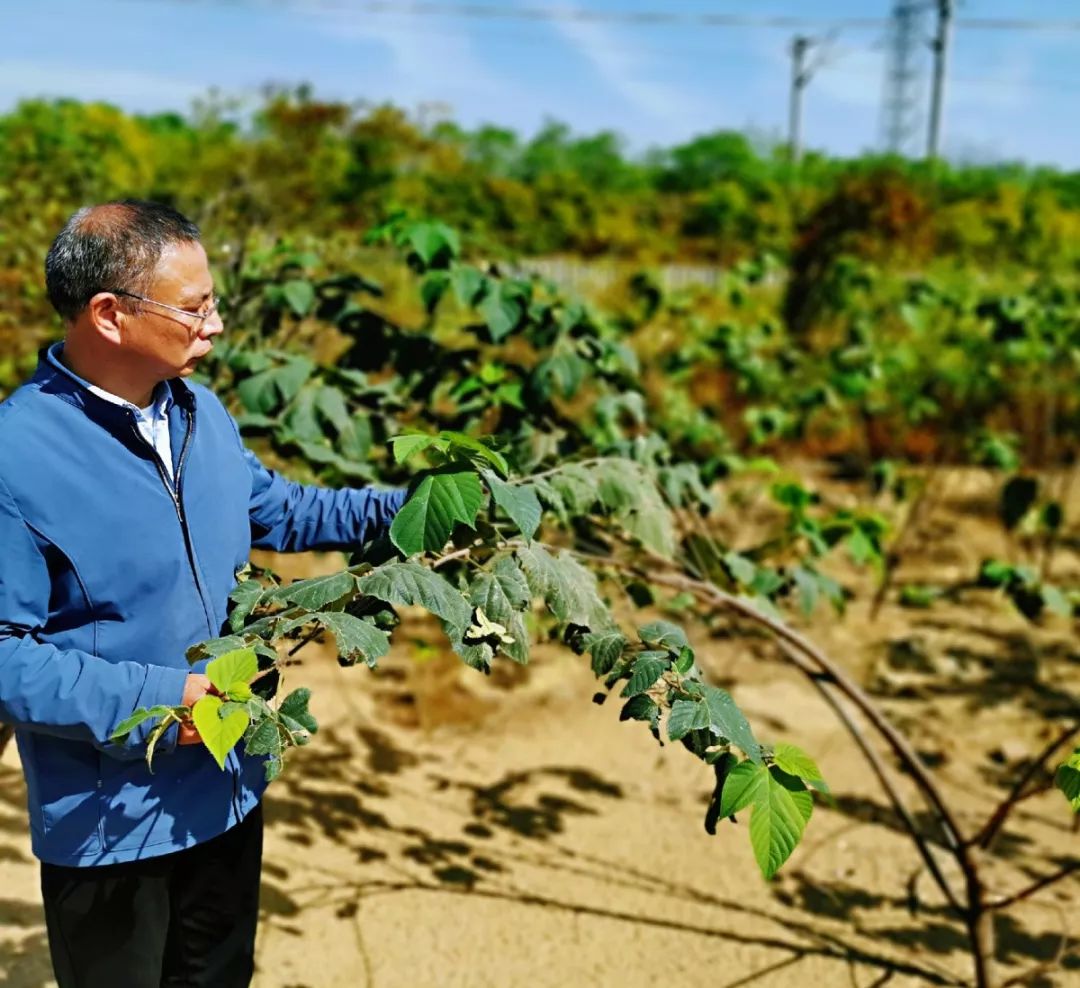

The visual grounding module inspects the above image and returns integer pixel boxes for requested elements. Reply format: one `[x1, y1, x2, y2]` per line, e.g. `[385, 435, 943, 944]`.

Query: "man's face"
[122, 240, 223, 379]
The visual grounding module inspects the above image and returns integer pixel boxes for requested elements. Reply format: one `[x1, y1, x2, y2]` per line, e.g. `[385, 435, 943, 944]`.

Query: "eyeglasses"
[110, 289, 221, 329]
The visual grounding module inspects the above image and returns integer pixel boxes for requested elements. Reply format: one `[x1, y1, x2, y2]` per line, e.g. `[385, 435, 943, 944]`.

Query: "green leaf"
[620, 652, 668, 697]
[737, 764, 812, 879]
[724, 552, 757, 586]
[406, 221, 460, 268]
[267, 571, 359, 611]
[389, 433, 443, 464]
[205, 649, 259, 696]
[622, 508, 676, 558]
[313, 612, 391, 667]
[792, 566, 819, 616]
[620, 695, 659, 729]
[718, 760, 764, 819]
[1000, 475, 1039, 530]
[1041, 501, 1064, 533]
[582, 630, 628, 676]
[668, 697, 710, 742]
[227, 580, 265, 633]
[899, 584, 941, 609]
[847, 527, 877, 567]
[674, 645, 695, 675]
[532, 352, 588, 400]
[479, 284, 524, 342]
[390, 470, 485, 556]
[594, 459, 675, 556]
[979, 558, 1014, 588]
[775, 769, 815, 823]
[279, 713, 313, 743]
[638, 620, 688, 651]
[701, 684, 761, 763]
[274, 358, 316, 404]
[750, 567, 786, 598]
[1055, 749, 1080, 812]
[468, 558, 531, 663]
[543, 463, 596, 514]
[485, 472, 542, 541]
[314, 386, 352, 435]
[441, 433, 509, 476]
[192, 695, 249, 770]
[245, 718, 282, 757]
[109, 705, 176, 742]
[236, 369, 280, 416]
[420, 271, 449, 312]
[450, 265, 485, 306]
[282, 279, 316, 318]
[145, 714, 179, 773]
[186, 634, 253, 666]
[772, 743, 824, 784]
[279, 687, 318, 733]
[1041, 584, 1072, 617]
[360, 561, 472, 638]
[516, 544, 610, 630]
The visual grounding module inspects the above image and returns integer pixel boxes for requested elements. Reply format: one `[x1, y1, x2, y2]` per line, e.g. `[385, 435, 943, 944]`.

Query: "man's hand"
[178, 673, 213, 745]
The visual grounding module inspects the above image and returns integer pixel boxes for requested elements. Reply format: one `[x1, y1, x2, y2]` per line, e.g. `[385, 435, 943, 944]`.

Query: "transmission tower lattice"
[881, 0, 929, 155]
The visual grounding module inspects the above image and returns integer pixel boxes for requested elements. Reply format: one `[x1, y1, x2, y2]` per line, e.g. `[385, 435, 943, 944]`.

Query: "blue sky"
[3, 0, 1080, 166]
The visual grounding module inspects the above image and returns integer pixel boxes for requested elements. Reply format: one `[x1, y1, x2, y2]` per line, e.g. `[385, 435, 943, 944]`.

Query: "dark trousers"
[40, 803, 263, 988]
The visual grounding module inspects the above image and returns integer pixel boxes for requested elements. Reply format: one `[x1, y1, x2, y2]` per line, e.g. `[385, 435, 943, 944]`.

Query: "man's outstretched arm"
[242, 448, 406, 553]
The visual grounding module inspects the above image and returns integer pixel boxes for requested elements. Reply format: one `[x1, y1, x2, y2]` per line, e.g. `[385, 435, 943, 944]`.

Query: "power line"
[960, 17, 1080, 32]
[111, 0, 1080, 39]
[155, 0, 891, 30]
[151, 0, 1080, 32]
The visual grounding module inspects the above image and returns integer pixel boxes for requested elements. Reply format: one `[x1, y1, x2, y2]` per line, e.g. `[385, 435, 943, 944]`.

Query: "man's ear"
[85, 292, 125, 345]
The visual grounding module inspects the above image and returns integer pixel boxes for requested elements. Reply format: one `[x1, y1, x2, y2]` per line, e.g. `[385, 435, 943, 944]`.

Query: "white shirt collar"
[47, 342, 173, 417]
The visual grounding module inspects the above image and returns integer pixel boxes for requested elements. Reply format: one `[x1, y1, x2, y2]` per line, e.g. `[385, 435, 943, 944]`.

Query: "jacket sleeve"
[244, 449, 407, 553]
[0, 476, 188, 761]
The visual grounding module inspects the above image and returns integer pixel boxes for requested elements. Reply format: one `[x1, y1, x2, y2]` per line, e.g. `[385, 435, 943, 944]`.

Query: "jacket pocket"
[35, 737, 102, 856]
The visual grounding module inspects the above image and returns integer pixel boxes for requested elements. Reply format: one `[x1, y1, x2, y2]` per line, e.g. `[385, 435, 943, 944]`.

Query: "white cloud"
[0, 58, 203, 111]
[546, 9, 707, 138]
[299, 5, 513, 114]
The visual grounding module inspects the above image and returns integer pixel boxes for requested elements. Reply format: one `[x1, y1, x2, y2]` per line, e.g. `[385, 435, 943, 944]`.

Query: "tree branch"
[515, 458, 606, 484]
[632, 560, 969, 855]
[986, 860, 1080, 911]
[972, 720, 1080, 852]
[791, 658, 963, 913]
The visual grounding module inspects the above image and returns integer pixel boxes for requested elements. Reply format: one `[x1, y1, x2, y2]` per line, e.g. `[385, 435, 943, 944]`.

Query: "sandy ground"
[0, 466, 1078, 988]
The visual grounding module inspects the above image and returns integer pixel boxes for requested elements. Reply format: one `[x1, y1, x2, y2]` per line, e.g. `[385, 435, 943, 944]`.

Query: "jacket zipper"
[129, 405, 244, 818]
[128, 406, 215, 637]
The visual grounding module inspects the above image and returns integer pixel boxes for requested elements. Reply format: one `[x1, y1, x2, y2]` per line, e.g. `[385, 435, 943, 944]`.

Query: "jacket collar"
[34, 343, 196, 422]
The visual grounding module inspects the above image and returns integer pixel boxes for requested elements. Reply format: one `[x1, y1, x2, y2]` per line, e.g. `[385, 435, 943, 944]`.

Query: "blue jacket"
[0, 345, 405, 866]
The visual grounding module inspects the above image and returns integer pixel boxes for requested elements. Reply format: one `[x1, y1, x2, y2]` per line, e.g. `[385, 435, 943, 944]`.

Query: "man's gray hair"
[45, 199, 201, 321]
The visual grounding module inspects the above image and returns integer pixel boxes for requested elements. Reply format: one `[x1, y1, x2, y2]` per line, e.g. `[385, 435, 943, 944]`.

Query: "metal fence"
[511, 257, 725, 293]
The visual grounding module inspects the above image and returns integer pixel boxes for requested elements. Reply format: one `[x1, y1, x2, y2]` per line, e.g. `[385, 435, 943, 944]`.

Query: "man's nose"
[202, 310, 225, 339]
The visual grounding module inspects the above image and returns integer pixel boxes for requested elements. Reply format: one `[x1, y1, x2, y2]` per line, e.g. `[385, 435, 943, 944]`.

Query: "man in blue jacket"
[0, 200, 405, 987]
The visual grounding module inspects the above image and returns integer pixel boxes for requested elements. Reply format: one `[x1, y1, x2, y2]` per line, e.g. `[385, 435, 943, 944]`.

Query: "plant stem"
[639, 563, 969, 853]
[561, 540, 1002, 986]
[793, 660, 962, 912]
[871, 461, 945, 619]
[966, 893, 996, 988]
[972, 721, 1080, 852]
[516, 458, 606, 484]
[986, 860, 1080, 911]
[432, 546, 475, 569]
